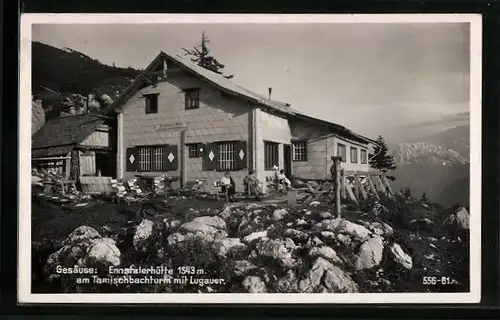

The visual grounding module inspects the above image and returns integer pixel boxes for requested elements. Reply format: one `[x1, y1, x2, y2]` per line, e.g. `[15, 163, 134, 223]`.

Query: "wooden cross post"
[330, 156, 342, 219]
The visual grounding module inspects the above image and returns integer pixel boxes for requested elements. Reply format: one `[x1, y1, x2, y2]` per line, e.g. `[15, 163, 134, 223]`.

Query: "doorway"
[283, 144, 292, 177]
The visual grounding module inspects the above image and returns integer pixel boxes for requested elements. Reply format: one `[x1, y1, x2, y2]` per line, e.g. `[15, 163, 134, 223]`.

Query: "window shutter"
[125, 147, 138, 172]
[162, 145, 170, 171]
[198, 143, 207, 157]
[169, 145, 179, 171]
[202, 143, 218, 171]
[235, 140, 247, 170]
[163, 144, 179, 171]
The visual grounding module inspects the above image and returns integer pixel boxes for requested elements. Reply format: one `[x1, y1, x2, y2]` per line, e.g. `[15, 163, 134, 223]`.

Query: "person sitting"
[277, 169, 291, 190]
[244, 170, 263, 200]
[243, 171, 253, 195]
[220, 171, 237, 202]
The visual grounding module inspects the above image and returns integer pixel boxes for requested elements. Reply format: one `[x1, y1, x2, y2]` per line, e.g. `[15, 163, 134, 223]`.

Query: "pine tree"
[404, 188, 412, 199]
[368, 135, 397, 173]
[182, 32, 234, 79]
[421, 192, 428, 203]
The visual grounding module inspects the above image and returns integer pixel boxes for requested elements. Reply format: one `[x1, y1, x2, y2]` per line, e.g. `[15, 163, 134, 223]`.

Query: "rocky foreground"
[34, 196, 470, 294]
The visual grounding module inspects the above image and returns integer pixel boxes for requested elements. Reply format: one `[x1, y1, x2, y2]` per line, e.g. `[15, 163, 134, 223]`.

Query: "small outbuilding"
[31, 113, 117, 191]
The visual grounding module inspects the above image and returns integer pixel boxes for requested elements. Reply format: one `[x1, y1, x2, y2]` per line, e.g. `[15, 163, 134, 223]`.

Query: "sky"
[32, 22, 471, 142]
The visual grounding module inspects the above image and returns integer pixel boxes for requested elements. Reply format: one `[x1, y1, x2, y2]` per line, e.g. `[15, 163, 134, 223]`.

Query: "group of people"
[218, 167, 292, 202]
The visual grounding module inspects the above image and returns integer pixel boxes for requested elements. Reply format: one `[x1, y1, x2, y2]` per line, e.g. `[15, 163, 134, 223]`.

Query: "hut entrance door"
[283, 144, 292, 177]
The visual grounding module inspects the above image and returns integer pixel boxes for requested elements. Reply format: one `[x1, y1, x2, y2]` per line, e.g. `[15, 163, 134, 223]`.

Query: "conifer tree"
[421, 192, 428, 203]
[182, 32, 234, 79]
[369, 135, 397, 173]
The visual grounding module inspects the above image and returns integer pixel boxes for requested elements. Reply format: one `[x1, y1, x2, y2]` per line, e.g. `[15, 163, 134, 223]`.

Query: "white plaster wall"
[256, 108, 292, 192]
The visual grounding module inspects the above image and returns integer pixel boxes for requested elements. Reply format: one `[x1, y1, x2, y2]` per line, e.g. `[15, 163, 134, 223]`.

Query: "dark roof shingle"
[32, 145, 74, 158]
[32, 114, 104, 150]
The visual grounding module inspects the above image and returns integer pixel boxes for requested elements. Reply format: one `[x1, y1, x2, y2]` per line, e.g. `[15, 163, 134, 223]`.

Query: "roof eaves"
[104, 52, 165, 115]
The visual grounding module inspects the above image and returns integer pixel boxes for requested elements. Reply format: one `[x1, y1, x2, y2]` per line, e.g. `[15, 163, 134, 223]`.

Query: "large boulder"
[336, 219, 372, 241]
[443, 207, 470, 231]
[212, 238, 247, 257]
[371, 222, 394, 236]
[63, 225, 100, 245]
[190, 216, 227, 229]
[231, 260, 257, 276]
[275, 270, 299, 293]
[309, 246, 342, 264]
[298, 257, 358, 293]
[180, 216, 228, 242]
[242, 276, 267, 293]
[256, 239, 296, 268]
[44, 226, 121, 280]
[353, 236, 384, 270]
[388, 243, 413, 270]
[284, 229, 309, 243]
[242, 231, 268, 244]
[100, 94, 114, 106]
[273, 208, 288, 221]
[133, 219, 154, 252]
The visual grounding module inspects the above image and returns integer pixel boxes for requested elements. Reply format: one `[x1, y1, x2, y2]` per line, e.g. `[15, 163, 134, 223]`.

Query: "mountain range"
[390, 117, 470, 207]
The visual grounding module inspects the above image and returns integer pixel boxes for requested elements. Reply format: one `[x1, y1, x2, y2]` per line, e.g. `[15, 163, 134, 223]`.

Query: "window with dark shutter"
[144, 94, 159, 114]
[184, 88, 200, 110]
[125, 147, 138, 172]
[163, 144, 178, 171]
[235, 140, 247, 170]
[264, 141, 279, 170]
[202, 143, 218, 171]
[292, 140, 307, 161]
[337, 143, 347, 162]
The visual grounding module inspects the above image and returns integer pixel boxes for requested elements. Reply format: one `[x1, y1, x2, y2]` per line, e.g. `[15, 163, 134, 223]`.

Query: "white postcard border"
[18, 13, 482, 304]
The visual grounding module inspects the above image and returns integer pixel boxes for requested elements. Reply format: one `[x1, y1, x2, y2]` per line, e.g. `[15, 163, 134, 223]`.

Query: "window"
[292, 141, 308, 161]
[337, 143, 346, 162]
[187, 143, 201, 158]
[361, 149, 367, 164]
[218, 142, 236, 171]
[138, 146, 163, 171]
[264, 141, 279, 170]
[144, 94, 159, 114]
[185, 88, 200, 110]
[350, 147, 358, 163]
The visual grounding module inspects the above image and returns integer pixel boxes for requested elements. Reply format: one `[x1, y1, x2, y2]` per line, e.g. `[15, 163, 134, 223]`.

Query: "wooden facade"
[32, 114, 117, 191]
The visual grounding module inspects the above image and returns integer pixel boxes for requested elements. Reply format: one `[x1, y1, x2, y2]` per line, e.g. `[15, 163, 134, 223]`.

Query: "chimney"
[268, 87, 272, 100]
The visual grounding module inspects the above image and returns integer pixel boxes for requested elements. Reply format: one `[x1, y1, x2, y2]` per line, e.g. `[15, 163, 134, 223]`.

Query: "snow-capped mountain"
[386, 113, 470, 207]
[393, 142, 469, 167]
[390, 141, 469, 207]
